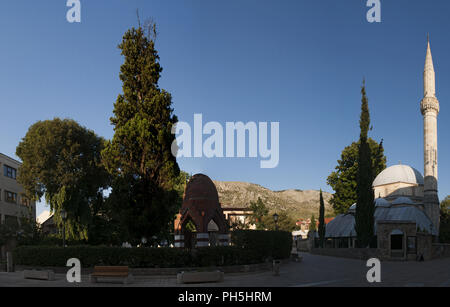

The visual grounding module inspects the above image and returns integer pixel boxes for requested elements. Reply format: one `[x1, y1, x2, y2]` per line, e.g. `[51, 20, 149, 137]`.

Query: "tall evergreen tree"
[327, 139, 386, 214]
[318, 189, 326, 248]
[102, 23, 180, 243]
[355, 80, 375, 247]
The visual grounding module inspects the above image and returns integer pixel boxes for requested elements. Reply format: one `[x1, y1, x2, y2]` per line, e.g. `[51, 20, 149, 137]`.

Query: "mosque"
[324, 39, 441, 260]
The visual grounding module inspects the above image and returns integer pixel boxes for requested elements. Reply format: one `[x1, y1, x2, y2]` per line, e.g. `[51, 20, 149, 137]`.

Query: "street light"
[273, 213, 279, 231]
[61, 209, 67, 248]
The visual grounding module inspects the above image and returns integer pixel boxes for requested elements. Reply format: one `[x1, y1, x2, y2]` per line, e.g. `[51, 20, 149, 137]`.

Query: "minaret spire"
[424, 37, 436, 98]
[420, 35, 440, 235]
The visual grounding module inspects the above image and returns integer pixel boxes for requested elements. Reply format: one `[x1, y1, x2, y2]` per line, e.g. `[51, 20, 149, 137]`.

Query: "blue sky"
[0, 1, 449, 216]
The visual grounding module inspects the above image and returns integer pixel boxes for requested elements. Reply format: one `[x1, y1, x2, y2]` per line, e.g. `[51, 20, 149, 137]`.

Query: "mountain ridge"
[213, 180, 334, 220]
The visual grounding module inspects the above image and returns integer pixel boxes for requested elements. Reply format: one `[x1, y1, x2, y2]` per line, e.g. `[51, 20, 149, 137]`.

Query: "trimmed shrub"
[14, 245, 264, 268]
[231, 230, 292, 260]
[14, 231, 292, 268]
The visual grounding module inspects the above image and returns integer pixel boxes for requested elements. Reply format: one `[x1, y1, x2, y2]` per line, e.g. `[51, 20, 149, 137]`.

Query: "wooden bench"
[89, 266, 133, 284]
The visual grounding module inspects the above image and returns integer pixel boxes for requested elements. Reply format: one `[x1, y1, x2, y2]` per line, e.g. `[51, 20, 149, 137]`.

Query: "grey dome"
[375, 198, 391, 208]
[348, 203, 356, 212]
[392, 196, 415, 205]
[373, 165, 424, 187]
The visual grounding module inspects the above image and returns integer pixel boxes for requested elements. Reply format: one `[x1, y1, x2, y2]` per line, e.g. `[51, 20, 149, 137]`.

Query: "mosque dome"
[183, 173, 219, 202]
[372, 164, 424, 187]
[375, 198, 391, 208]
[391, 196, 415, 206]
[348, 203, 356, 213]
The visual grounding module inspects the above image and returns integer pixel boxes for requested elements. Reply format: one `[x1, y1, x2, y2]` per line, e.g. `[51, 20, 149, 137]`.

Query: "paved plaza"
[1, 253, 449, 287]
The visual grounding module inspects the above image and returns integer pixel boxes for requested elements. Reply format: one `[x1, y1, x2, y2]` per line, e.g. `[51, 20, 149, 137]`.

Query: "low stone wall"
[310, 248, 381, 260]
[431, 243, 450, 259]
[15, 261, 275, 276]
[297, 239, 312, 252]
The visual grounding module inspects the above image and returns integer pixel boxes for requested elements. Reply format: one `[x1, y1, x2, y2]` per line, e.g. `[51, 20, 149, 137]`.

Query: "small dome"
[183, 174, 219, 202]
[348, 203, 356, 212]
[375, 198, 391, 208]
[373, 165, 424, 187]
[392, 196, 414, 205]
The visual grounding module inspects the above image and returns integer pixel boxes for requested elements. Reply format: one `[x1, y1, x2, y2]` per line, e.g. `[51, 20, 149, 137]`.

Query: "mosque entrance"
[390, 229, 404, 258]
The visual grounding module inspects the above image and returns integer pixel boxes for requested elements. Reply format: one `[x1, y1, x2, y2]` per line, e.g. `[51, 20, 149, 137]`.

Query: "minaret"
[420, 36, 440, 235]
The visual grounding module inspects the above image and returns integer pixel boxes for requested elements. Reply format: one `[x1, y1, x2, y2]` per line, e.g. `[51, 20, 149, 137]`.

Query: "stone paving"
[1, 253, 449, 287]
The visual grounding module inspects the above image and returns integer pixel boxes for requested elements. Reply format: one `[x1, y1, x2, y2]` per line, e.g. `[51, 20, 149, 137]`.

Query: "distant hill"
[213, 181, 334, 221]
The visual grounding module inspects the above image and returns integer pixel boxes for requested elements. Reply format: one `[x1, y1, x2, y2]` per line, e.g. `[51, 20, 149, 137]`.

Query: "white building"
[0, 153, 36, 225]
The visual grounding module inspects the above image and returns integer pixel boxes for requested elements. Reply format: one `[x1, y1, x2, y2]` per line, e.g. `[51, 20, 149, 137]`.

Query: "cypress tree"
[318, 189, 326, 248]
[102, 23, 180, 243]
[355, 80, 375, 248]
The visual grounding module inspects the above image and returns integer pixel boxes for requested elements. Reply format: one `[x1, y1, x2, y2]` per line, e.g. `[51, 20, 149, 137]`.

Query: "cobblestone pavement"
[1, 253, 449, 287]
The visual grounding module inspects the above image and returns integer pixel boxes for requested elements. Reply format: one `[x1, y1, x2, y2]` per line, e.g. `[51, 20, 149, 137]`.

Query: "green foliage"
[318, 189, 326, 247]
[249, 197, 269, 230]
[185, 220, 197, 232]
[355, 81, 376, 248]
[14, 245, 268, 268]
[16, 118, 109, 241]
[101, 24, 180, 243]
[0, 212, 42, 247]
[261, 212, 297, 232]
[440, 196, 450, 243]
[327, 138, 386, 214]
[231, 230, 293, 260]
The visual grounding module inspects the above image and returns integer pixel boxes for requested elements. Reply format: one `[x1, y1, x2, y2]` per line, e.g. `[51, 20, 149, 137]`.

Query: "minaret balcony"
[420, 96, 440, 115]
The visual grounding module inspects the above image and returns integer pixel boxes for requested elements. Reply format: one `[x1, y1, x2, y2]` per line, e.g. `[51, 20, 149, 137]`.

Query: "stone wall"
[431, 243, 450, 259]
[377, 221, 416, 260]
[296, 239, 312, 252]
[310, 248, 381, 260]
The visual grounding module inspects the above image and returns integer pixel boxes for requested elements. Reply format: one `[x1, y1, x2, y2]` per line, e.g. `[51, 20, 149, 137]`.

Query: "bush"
[14, 245, 265, 268]
[14, 231, 293, 268]
[231, 230, 292, 260]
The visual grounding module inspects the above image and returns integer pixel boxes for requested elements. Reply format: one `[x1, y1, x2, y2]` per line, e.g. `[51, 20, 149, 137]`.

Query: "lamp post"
[61, 209, 67, 248]
[272, 213, 279, 231]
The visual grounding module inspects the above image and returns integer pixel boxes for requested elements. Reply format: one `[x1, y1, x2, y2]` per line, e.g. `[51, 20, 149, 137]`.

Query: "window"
[20, 194, 30, 207]
[4, 165, 17, 179]
[5, 190, 17, 204]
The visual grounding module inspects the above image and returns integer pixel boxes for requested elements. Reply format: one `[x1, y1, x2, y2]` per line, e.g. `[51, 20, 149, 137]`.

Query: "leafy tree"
[262, 212, 296, 232]
[101, 23, 180, 243]
[318, 189, 326, 247]
[355, 81, 376, 248]
[327, 138, 386, 214]
[16, 118, 110, 241]
[249, 197, 269, 230]
[440, 196, 450, 243]
[230, 219, 250, 231]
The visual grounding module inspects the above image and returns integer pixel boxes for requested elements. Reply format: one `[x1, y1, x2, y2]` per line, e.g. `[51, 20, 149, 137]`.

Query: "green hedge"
[231, 230, 293, 259]
[14, 245, 263, 268]
[14, 230, 292, 268]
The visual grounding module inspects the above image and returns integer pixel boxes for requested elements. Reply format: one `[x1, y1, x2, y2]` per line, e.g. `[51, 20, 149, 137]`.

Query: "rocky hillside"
[213, 181, 334, 220]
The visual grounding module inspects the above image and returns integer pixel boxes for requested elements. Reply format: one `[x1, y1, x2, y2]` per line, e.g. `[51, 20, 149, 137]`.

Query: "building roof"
[375, 197, 391, 208]
[325, 200, 437, 238]
[36, 210, 53, 224]
[183, 174, 219, 202]
[0, 152, 22, 165]
[372, 164, 424, 187]
[391, 196, 415, 206]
